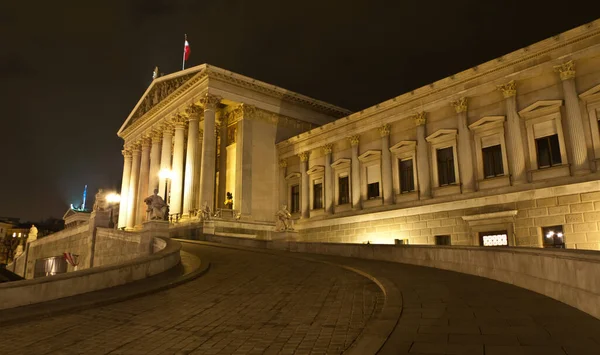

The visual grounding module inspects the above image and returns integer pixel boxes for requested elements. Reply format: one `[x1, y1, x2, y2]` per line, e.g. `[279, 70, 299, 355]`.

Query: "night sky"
[1, 1, 599, 222]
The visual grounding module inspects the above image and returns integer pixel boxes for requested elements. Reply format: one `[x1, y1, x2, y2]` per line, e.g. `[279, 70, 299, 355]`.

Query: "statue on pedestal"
[275, 205, 293, 231]
[200, 201, 212, 221]
[224, 192, 233, 209]
[29, 225, 38, 241]
[92, 189, 108, 212]
[144, 189, 169, 221]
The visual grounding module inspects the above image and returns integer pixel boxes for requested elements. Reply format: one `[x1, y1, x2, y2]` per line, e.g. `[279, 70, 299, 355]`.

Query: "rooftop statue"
[144, 189, 169, 221]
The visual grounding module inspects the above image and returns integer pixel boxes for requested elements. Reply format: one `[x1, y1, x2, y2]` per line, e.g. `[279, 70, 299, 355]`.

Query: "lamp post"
[158, 168, 173, 202]
[106, 193, 121, 229]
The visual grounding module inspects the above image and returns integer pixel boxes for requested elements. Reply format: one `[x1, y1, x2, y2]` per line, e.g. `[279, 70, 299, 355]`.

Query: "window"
[482, 145, 504, 178]
[437, 147, 456, 186]
[291, 185, 300, 213]
[479, 231, 508, 247]
[435, 235, 451, 245]
[367, 182, 380, 199]
[399, 159, 415, 193]
[338, 176, 349, 205]
[535, 134, 562, 168]
[542, 225, 565, 248]
[313, 183, 323, 210]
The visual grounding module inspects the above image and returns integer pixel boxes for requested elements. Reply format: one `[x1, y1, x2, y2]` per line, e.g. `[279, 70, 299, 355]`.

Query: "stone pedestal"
[272, 230, 299, 241]
[202, 221, 216, 236]
[142, 220, 170, 238]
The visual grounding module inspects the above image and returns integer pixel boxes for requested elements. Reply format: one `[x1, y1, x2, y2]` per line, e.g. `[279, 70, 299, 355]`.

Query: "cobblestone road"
[0, 243, 382, 355]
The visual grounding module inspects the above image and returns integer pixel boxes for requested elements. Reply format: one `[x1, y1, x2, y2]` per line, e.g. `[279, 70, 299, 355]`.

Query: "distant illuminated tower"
[82, 185, 88, 211]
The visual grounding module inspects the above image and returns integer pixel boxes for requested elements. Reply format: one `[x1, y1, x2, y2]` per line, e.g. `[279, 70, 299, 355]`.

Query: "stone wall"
[295, 180, 600, 250]
[24, 223, 91, 279]
[93, 228, 153, 267]
[0, 237, 181, 310]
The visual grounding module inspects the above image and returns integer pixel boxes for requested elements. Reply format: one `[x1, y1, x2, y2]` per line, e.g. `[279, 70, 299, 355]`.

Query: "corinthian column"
[349, 136, 362, 209]
[126, 143, 141, 229]
[322, 144, 333, 213]
[182, 104, 202, 216]
[136, 136, 151, 226]
[299, 151, 310, 219]
[199, 93, 221, 210]
[451, 98, 475, 193]
[497, 81, 527, 184]
[279, 159, 287, 208]
[148, 130, 162, 195]
[158, 124, 173, 200]
[379, 125, 394, 204]
[170, 113, 187, 215]
[554, 60, 590, 175]
[118, 149, 132, 229]
[414, 113, 431, 199]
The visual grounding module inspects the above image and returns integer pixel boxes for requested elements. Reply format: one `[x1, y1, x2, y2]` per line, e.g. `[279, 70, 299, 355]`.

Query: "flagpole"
[182, 34, 187, 71]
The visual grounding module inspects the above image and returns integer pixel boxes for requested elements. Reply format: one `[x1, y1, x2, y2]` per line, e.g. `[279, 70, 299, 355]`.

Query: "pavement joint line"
[174, 238, 403, 355]
[0, 247, 210, 326]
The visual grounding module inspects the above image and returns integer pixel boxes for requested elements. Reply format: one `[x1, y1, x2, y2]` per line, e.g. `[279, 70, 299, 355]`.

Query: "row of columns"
[287, 60, 590, 218]
[118, 93, 221, 230]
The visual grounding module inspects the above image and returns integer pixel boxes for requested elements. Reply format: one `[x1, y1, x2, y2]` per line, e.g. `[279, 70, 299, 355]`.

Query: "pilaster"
[414, 112, 431, 199]
[299, 151, 310, 219]
[349, 136, 362, 210]
[451, 97, 475, 193]
[497, 81, 528, 185]
[554, 61, 590, 175]
[379, 125, 394, 204]
[322, 144, 334, 213]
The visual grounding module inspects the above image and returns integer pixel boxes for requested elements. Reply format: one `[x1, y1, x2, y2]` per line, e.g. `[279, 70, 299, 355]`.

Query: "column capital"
[413, 112, 427, 126]
[172, 112, 187, 128]
[378, 124, 391, 137]
[185, 104, 204, 120]
[161, 122, 174, 135]
[322, 144, 333, 154]
[279, 159, 288, 168]
[554, 60, 576, 81]
[348, 135, 360, 146]
[200, 93, 221, 110]
[496, 80, 516, 98]
[151, 129, 162, 143]
[122, 149, 132, 158]
[130, 141, 142, 153]
[141, 135, 152, 148]
[450, 97, 468, 113]
[299, 151, 310, 162]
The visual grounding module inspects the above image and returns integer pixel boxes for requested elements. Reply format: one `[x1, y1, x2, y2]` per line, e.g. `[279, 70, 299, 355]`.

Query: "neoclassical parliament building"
[117, 19, 600, 250]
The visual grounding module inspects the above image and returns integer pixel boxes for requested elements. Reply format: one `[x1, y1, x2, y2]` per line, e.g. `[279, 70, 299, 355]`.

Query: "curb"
[175, 238, 402, 355]
[0, 249, 210, 326]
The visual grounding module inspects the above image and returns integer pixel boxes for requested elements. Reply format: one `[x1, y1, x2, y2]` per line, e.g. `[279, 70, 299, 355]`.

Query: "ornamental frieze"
[131, 73, 196, 122]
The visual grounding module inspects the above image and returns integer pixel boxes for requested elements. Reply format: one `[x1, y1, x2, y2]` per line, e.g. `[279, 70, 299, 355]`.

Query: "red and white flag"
[184, 35, 191, 62]
[63, 252, 79, 266]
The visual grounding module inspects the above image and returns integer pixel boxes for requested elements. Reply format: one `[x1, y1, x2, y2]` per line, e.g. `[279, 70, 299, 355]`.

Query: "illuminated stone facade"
[119, 19, 600, 250]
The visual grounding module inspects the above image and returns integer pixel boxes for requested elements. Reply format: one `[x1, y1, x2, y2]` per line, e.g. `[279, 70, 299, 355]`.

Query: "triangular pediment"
[62, 208, 77, 220]
[117, 66, 206, 136]
[307, 165, 324, 175]
[389, 140, 416, 154]
[469, 116, 505, 131]
[426, 129, 457, 143]
[518, 100, 562, 118]
[331, 158, 351, 169]
[358, 150, 381, 162]
[285, 172, 301, 180]
[579, 83, 600, 103]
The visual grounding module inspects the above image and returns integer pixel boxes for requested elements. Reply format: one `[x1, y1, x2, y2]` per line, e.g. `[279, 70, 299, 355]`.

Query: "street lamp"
[106, 193, 121, 229]
[158, 168, 173, 202]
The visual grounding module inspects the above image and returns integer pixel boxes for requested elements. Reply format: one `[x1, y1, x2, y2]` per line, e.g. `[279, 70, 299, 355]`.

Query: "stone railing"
[204, 234, 600, 320]
[0, 237, 181, 310]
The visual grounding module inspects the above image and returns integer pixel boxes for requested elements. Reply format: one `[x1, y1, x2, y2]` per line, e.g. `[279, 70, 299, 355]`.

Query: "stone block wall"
[296, 181, 600, 251]
[93, 228, 153, 267]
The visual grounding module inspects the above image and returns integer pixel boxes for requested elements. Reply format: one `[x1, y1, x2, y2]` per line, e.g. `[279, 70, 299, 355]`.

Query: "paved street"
[2, 241, 600, 355]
